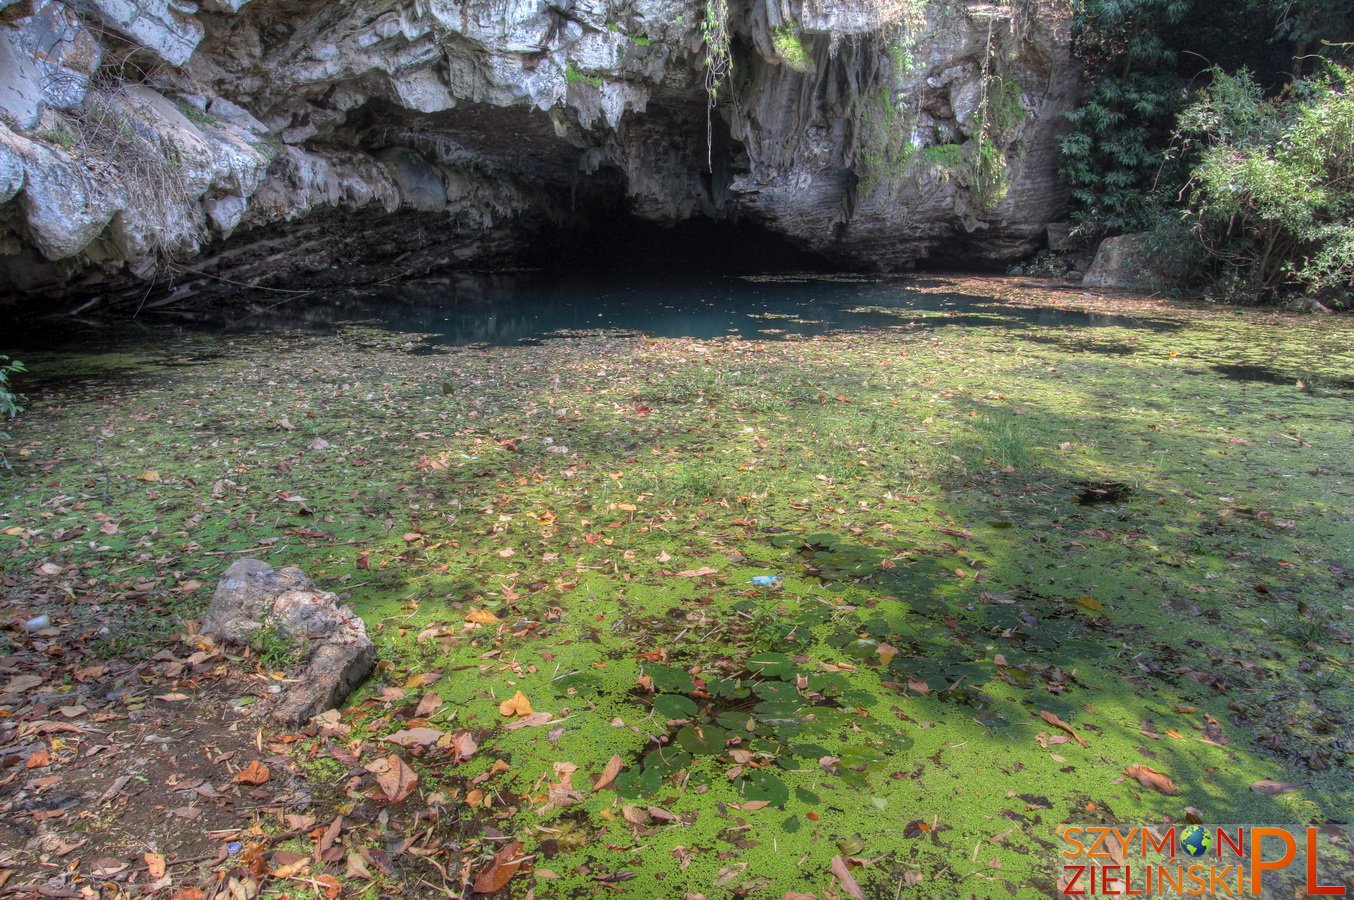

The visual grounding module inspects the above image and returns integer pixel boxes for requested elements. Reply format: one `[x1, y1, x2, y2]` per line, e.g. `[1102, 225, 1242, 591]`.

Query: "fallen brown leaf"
[382, 727, 444, 748]
[1039, 710, 1089, 747]
[376, 754, 418, 803]
[1125, 764, 1177, 794]
[233, 760, 270, 786]
[472, 840, 525, 894]
[830, 855, 866, 900]
[1249, 779, 1302, 795]
[593, 754, 624, 792]
[498, 690, 533, 717]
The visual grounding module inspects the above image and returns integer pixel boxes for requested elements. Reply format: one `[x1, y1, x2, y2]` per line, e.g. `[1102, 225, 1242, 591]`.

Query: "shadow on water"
[54, 273, 1182, 348]
[1212, 362, 1354, 390]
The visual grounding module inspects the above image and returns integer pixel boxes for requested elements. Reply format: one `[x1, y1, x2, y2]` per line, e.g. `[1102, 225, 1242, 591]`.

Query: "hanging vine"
[701, 0, 732, 171]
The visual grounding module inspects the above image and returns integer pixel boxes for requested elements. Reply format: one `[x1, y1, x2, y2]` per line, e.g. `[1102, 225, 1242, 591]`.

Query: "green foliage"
[1060, 0, 1354, 241]
[35, 126, 78, 149]
[0, 356, 25, 471]
[969, 134, 1010, 212]
[1176, 65, 1354, 304]
[855, 89, 916, 192]
[921, 142, 964, 167]
[247, 621, 304, 670]
[974, 410, 1032, 469]
[1059, 72, 1187, 233]
[984, 75, 1027, 135]
[564, 63, 604, 88]
[772, 25, 812, 74]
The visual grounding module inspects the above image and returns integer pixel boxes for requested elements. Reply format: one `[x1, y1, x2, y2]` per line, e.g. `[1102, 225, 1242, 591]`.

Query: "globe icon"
[1180, 825, 1212, 858]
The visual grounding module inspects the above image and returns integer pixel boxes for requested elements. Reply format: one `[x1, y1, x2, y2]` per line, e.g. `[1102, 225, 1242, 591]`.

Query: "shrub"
[1, 356, 25, 471]
[1175, 65, 1354, 305]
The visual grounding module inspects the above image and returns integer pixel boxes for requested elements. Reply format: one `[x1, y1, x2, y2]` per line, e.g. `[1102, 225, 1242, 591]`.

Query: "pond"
[0, 274, 1350, 898]
[6, 271, 1177, 353]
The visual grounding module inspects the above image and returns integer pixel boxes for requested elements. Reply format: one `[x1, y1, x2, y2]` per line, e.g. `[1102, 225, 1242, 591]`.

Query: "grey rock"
[77, 0, 205, 66]
[0, 0, 1079, 298]
[378, 146, 446, 212]
[1083, 234, 1177, 292]
[0, 32, 46, 129]
[201, 558, 375, 726]
[4, 128, 118, 259]
[8, 1, 103, 112]
[0, 138, 24, 203]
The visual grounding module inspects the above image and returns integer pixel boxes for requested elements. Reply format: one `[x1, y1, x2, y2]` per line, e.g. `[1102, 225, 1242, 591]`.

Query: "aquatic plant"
[0, 356, 24, 471]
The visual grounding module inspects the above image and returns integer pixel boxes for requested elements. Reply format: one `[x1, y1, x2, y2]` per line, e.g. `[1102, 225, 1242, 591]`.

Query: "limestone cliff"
[0, 0, 1076, 301]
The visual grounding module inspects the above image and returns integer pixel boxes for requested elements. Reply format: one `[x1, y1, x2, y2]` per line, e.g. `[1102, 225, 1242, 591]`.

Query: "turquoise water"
[199, 273, 1173, 344]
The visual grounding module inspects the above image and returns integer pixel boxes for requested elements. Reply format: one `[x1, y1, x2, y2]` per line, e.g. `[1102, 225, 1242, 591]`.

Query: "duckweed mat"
[2, 278, 1351, 897]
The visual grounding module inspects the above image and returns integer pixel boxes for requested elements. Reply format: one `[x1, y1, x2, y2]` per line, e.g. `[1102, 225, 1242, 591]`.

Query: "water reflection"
[199, 272, 1176, 345]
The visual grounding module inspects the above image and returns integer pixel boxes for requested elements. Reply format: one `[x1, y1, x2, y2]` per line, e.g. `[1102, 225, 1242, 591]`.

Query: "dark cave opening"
[532, 212, 833, 278]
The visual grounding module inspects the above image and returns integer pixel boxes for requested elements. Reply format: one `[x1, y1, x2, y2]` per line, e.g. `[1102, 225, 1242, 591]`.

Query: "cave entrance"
[532, 213, 831, 278]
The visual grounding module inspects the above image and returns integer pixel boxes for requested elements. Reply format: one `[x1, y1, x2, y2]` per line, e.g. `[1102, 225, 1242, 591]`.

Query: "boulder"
[1083, 234, 1180, 292]
[202, 558, 374, 725]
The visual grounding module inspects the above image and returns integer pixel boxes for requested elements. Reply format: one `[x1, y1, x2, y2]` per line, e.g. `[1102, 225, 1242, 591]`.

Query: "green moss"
[772, 25, 812, 74]
[172, 99, 222, 128]
[985, 74, 1027, 135]
[921, 142, 964, 167]
[855, 89, 916, 193]
[564, 62, 604, 89]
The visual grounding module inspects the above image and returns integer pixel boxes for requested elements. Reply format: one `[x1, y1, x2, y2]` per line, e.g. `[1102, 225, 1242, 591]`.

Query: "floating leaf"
[1075, 595, 1103, 611]
[503, 711, 553, 730]
[675, 566, 719, 578]
[675, 725, 729, 754]
[741, 770, 790, 807]
[747, 651, 793, 678]
[646, 666, 696, 694]
[830, 856, 866, 900]
[652, 694, 698, 719]
[382, 728, 443, 748]
[465, 609, 501, 625]
[1039, 710, 1089, 747]
[1249, 779, 1302, 795]
[1125, 764, 1177, 795]
[498, 690, 533, 717]
[445, 730, 478, 763]
[593, 754, 624, 792]
[472, 840, 525, 894]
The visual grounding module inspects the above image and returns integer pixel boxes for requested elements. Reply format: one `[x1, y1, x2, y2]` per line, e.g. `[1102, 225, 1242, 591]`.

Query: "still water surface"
[192, 272, 1168, 345]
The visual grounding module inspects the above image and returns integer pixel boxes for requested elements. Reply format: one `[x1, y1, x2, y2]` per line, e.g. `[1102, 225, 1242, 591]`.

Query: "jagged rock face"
[0, 0, 1076, 301]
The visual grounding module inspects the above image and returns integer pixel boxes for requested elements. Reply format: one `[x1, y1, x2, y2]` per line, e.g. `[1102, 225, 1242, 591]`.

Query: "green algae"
[1, 284, 1351, 896]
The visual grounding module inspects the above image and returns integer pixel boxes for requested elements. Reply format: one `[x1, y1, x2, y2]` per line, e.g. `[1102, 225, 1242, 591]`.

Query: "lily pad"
[675, 725, 729, 754]
[746, 651, 793, 678]
[652, 694, 699, 719]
